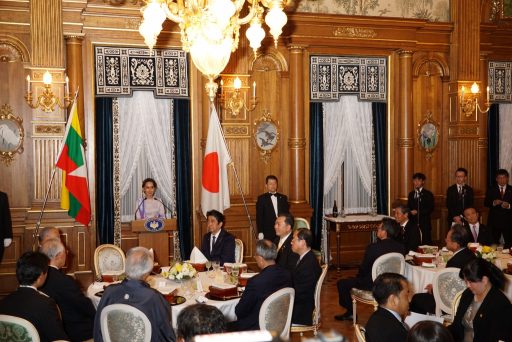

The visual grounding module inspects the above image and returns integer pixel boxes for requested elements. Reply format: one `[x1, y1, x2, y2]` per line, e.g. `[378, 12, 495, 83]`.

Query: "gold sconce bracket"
[220, 75, 258, 117]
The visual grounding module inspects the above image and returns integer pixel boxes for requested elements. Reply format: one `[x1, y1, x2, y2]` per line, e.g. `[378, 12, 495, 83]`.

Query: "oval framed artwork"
[0, 104, 24, 165]
[417, 111, 439, 160]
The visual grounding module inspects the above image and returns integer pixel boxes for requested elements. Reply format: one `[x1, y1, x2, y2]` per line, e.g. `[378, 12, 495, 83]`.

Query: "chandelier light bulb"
[470, 82, 479, 94]
[233, 77, 242, 89]
[246, 21, 265, 53]
[139, 0, 167, 51]
[265, 6, 287, 46]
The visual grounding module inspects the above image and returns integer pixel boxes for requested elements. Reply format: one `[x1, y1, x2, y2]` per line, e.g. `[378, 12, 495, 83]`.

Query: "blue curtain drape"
[372, 102, 388, 214]
[487, 104, 500, 186]
[309, 102, 323, 250]
[95, 97, 114, 244]
[174, 99, 192, 259]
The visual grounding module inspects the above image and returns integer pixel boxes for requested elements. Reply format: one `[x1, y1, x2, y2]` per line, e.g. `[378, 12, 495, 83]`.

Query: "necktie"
[472, 225, 478, 242]
[501, 186, 505, 199]
[211, 235, 216, 252]
[458, 185, 462, 195]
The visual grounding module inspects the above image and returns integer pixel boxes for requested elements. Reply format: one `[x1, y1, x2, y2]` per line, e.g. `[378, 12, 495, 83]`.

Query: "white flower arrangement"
[161, 262, 197, 281]
[475, 245, 496, 262]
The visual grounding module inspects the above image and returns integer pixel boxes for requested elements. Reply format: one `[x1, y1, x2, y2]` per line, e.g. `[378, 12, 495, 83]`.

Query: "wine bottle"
[333, 200, 338, 218]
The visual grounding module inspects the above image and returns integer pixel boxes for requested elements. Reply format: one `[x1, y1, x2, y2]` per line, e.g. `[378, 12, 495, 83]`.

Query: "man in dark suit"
[393, 203, 422, 253]
[446, 168, 474, 227]
[463, 207, 494, 246]
[408, 173, 435, 244]
[235, 239, 292, 331]
[256, 175, 289, 241]
[0, 191, 13, 263]
[273, 213, 299, 271]
[200, 209, 235, 266]
[290, 228, 321, 325]
[365, 273, 410, 342]
[94, 247, 175, 342]
[485, 169, 512, 247]
[40, 238, 96, 341]
[335, 217, 405, 321]
[0, 251, 69, 342]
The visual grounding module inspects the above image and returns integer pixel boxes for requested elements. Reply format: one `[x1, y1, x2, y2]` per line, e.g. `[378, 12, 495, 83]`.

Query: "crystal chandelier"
[138, 0, 290, 101]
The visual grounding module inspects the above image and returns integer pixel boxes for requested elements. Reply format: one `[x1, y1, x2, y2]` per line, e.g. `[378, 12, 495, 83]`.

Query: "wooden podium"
[130, 218, 177, 266]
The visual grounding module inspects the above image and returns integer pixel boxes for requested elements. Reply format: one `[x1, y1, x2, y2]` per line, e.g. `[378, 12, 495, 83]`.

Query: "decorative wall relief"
[310, 55, 387, 102]
[253, 111, 279, 164]
[95, 46, 188, 98]
[489, 61, 512, 102]
[417, 111, 440, 160]
[0, 104, 24, 165]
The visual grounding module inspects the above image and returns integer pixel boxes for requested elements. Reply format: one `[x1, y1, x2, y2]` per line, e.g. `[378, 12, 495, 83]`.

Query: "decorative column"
[288, 45, 307, 203]
[65, 35, 85, 131]
[398, 50, 414, 199]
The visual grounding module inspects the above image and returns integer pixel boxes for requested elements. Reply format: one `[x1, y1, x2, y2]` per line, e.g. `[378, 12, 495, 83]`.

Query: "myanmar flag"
[55, 99, 91, 226]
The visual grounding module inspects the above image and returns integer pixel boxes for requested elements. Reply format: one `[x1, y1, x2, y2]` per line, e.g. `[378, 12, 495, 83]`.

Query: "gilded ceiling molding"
[333, 26, 377, 39]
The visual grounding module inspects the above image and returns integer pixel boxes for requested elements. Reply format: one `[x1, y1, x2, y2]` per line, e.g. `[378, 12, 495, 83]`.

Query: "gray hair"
[255, 240, 278, 261]
[125, 247, 154, 280]
[40, 238, 65, 260]
[38, 227, 60, 243]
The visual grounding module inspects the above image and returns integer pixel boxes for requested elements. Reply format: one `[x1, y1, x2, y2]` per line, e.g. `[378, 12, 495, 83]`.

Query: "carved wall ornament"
[0, 43, 23, 63]
[333, 26, 377, 38]
[488, 61, 512, 102]
[0, 104, 24, 165]
[34, 124, 63, 135]
[417, 111, 440, 160]
[224, 125, 249, 137]
[253, 110, 279, 164]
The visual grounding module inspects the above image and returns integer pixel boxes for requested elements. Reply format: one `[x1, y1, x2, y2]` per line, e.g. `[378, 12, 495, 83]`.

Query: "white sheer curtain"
[118, 91, 176, 222]
[500, 103, 512, 175]
[323, 95, 374, 214]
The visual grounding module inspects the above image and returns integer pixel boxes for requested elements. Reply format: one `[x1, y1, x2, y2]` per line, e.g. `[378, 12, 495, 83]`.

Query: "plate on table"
[205, 292, 242, 301]
[166, 295, 186, 306]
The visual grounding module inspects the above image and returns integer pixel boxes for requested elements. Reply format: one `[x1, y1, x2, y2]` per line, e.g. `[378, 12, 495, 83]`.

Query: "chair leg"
[352, 298, 357, 325]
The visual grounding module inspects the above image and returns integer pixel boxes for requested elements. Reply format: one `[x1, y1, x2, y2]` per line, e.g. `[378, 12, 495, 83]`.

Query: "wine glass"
[212, 261, 220, 274]
[205, 261, 213, 278]
[232, 264, 240, 278]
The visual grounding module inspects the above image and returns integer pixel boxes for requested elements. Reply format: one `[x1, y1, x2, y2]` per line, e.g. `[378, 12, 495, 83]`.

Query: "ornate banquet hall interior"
[0, 0, 512, 340]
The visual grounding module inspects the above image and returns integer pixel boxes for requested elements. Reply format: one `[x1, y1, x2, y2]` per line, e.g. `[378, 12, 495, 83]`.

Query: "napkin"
[210, 283, 237, 290]
[190, 247, 208, 263]
[405, 311, 444, 328]
[421, 262, 436, 268]
[503, 249, 510, 254]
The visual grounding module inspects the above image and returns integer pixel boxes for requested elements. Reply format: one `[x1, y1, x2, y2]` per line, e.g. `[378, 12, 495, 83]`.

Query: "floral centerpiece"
[161, 262, 197, 281]
[475, 245, 496, 262]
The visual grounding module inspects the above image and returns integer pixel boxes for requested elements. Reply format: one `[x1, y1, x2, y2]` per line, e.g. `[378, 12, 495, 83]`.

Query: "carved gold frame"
[0, 104, 24, 165]
[417, 111, 440, 160]
[253, 110, 279, 164]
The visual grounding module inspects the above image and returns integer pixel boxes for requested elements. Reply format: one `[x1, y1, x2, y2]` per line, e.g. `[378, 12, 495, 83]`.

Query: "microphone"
[154, 197, 173, 218]
[134, 198, 146, 219]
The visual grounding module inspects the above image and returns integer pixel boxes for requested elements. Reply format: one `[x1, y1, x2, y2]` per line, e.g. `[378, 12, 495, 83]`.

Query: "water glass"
[232, 264, 240, 278]
[212, 261, 220, 274]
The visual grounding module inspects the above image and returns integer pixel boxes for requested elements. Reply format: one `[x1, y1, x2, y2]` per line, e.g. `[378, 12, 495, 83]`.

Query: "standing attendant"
[446, 168, 474, 227]
[408, 173, 435, 245]
[0, 191, 13, 263]
[135, 178, 166, 219]
[256, 175, 289, 241]
[484, 169, 512, 247]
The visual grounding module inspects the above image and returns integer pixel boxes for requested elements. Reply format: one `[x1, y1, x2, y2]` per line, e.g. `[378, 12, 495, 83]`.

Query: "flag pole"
[32, 167, 59, 251]
[210, 103, 258, 240]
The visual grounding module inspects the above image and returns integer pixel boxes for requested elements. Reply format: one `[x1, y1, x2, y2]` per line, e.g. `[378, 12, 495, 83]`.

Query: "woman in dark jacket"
[449, 258, 511, 342]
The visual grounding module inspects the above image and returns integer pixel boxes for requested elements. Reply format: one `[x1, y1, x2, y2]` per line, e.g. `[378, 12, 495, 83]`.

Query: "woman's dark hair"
[177, 304, 226, 341]
[460, 258, 506, 290]
[142, 177, 157, 189]
[407, 321, 453, 342]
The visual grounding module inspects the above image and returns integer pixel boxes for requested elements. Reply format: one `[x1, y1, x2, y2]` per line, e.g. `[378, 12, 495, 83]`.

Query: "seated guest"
[40, 238, 96, 342]
[335, 218, 405, 321]
[393, 203, 422, 254]
[291, 228, 321, 325]
[273, 213, 299, 271]
[463, 207, 494, 246]
[365, 273, 410, 342]
[449, 258, 511, 342]
[93, 247, 175, 342]
[0, 251, 69, 342]
[410, 224, 476, 314]
[177, 304, 226, 342]
[200, 210, 235, 266]
[38, 226, 60, 246]
[407, 321, 453, 342]
[235, 239, 293, 330]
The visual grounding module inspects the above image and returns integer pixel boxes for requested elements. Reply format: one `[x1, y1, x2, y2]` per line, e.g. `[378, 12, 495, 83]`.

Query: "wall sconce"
[221, 76, 257, 116]
[25, 71, 71, 112]
[460, 82, 491, 117]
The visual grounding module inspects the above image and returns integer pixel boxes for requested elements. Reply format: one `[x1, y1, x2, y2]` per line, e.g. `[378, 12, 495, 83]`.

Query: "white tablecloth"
[87, 272, 241, 328]
[404, 253, 512, 300]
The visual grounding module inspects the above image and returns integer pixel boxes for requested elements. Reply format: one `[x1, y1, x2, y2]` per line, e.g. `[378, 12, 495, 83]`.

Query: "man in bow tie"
[256, 175, 289, 241]
[446, 168, 474, 227]
[485, 169, 512, 247]
[407, 173, 434, 245]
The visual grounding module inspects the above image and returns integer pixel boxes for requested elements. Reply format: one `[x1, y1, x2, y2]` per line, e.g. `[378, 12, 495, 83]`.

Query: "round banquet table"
[87, 271, 242, 329]
[404, 252, 512, 300]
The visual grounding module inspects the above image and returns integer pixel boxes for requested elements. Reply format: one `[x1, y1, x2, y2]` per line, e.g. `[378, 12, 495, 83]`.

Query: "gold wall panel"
[227, 139, 249, 196]
[30, 0, 63, 67]
[33, 138, 62, 200]
[448, 139, 482, 190]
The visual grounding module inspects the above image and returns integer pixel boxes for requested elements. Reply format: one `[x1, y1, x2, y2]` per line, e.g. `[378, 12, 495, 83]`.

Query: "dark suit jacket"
[400, 220, 422, 253]
[256, 192, 289, 241]
[365, 307, 407, 342]
[40, 266, 96, 341]
[464, 223, 494, 246]
[200, 229, 235, 266]
[292, 250, 321, 325]
[235, 264, 292, 331]
[408, 188, 435, 240]
[356, 238, 406, 290]
[449, 287, 511, 342]
[446, 247, 476, 269]
[446, 184, 474, 224]
[485, 184, 512, 231]
[274, 234, 299, 272]
[0, 287, 69, 342]
[0, 191, 13, 263]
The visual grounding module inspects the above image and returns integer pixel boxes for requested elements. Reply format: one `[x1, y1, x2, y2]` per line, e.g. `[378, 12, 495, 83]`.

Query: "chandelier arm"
[162, 5, 184, 23]
[237, 1, 259, 25]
